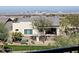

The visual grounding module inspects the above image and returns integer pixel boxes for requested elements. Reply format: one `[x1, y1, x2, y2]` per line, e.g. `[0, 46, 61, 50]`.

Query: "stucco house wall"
[13, 21, 39, 36]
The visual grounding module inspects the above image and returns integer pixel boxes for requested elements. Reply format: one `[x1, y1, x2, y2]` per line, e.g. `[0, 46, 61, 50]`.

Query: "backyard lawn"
[2, 45, 54, 51]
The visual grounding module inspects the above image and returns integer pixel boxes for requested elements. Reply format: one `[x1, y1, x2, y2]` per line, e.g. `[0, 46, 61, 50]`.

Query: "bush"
[21, 37, 29, 44]
[11, 32, 23, 42]
[3, 46, 12, 52]
[53, 36, 79, 48]
[3, 43, 12, 52]
[0, 23, 9, 42]
[14, 37, 22, 41]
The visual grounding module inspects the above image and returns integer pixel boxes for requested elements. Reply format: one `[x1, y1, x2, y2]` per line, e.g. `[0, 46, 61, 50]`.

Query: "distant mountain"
[0, 6, 79, 13]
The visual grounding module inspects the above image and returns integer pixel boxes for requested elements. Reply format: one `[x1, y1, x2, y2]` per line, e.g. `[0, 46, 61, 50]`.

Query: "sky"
[0, 6, 79, 13]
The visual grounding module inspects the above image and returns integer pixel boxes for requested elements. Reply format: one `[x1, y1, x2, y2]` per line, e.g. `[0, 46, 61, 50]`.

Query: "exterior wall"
[13, 21, 39, 36]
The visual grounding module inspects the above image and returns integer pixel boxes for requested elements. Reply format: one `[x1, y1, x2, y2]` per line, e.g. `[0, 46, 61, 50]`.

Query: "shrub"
[21, 37, 29, 44]
[11, 32, 23, 42]
[0, 23, 9, 42]
[53, 36, 79, 48]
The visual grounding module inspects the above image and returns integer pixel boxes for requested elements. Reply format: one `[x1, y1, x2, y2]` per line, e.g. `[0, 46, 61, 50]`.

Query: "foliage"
[21, 37, 29, 44]
[60, 15, 79, 36]
[54, 36, 79, 48]
[32, 16, 52, 32]
[0, 22, 9, 41]
[66, 15, 79, 27]
[60, 16, 70, 31]
[60, 15, 79, 28]
[11, 32, 23, 42]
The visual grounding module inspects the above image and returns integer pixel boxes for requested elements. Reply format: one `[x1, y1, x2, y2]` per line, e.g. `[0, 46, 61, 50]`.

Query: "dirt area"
[0, 37, 55, 46]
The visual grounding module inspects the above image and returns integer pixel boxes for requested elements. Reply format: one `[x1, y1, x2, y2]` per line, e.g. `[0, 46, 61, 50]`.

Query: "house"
[12, 13, 60, 42]
[0, 12, 60, 42]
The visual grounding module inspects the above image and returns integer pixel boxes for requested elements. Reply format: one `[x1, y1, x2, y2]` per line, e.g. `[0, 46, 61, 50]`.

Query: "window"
[24, 29, 32, 34]
[45, 28, 57, 34]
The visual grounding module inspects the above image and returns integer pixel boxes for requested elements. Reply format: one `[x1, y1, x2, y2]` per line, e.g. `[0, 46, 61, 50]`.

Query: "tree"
[32, 16, 52, 43]
[0, 22, 9, 42]
[32, 16, 52, 33]
[66, 14, 79, 27]
[66, 15, 79, 36]
[60, 14, 79, 36]
[59, 16, 70, 35]
[60, 16, 70, 31]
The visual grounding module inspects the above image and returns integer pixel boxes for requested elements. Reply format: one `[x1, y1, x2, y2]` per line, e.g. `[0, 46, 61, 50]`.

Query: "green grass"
[3, 45, 54, 51]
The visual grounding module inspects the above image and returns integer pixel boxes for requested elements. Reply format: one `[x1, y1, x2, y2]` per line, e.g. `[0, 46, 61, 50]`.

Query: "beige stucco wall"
[13, 22, 39, 36]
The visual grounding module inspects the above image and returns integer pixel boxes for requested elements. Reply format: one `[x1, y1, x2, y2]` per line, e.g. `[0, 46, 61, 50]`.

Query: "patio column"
[57, 28, 60, 36]
[36, 36, 39, 42]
